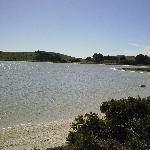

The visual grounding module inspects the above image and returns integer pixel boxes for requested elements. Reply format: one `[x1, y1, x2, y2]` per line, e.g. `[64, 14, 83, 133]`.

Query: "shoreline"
[0, 119, 73, 150]
[0, 113, 105, 150]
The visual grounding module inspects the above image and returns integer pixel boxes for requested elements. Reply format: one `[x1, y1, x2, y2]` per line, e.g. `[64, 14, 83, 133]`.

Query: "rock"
[140, 85, 146, 87]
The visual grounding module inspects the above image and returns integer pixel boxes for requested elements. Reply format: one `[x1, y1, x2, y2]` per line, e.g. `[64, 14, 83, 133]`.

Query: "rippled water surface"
[0, 62, 150, 128]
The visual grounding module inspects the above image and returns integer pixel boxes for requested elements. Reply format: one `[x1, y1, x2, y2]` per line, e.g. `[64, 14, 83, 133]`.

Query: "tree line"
[86, 53, 150, 65]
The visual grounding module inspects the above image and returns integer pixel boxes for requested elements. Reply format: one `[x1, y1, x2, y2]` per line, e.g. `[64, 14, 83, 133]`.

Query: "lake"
[0, 62, 150, 128]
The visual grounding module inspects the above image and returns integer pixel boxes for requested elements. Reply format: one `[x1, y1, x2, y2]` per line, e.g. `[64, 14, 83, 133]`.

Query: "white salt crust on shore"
[0, 119, 73, 150]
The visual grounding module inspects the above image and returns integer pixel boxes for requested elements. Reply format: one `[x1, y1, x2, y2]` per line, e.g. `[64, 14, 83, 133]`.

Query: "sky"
[0, 0, 150, 58]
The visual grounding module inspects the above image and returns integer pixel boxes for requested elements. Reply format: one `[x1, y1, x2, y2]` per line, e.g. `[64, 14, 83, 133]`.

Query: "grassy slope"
[0, 52, 35, 61]
[0, 52, 82, 62]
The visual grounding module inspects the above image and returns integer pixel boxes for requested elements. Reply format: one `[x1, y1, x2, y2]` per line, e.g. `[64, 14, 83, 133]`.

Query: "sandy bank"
[0, 119, 72, 150]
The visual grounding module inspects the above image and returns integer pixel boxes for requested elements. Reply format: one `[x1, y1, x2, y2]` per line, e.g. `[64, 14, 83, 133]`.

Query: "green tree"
[144, 55, 150, 65]
[135, 54, 150, 65]
[93, 53, 104, 63]
[85, 57, 92, 62]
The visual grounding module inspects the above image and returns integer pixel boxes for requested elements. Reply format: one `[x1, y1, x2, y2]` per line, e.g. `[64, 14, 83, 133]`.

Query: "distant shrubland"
[0, 50, 150, 65]
[86, 53, 150, 65]
[122, 67, 150, 72]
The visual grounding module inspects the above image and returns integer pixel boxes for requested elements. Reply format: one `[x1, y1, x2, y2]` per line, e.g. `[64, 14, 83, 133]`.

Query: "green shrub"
[46, 145, 73, 150]
[67, 97, 150, 150]
[67, 112, 122, 149]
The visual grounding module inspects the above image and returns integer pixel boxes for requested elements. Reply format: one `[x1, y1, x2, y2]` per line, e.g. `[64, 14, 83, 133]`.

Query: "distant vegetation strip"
[85, 53, 150, 65]
[0, 52, 35, 61]
[0, 51, 83, 63]
[122, 67, 150, 72]
[0, 51, 150, 65]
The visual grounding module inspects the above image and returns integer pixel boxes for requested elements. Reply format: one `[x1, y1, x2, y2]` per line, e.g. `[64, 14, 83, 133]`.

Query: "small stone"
[140, 85, 146, 87]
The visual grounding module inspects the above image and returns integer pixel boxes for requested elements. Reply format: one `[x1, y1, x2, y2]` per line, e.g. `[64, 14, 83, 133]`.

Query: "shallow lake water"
[0, 62, 150, 128]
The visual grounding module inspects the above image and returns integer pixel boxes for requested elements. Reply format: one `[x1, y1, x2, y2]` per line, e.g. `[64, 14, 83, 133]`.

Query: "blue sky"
[0, 0, 150, 58]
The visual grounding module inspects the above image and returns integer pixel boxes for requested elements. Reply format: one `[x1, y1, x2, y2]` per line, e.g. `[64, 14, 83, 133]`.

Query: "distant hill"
[0, 51, 83, 63]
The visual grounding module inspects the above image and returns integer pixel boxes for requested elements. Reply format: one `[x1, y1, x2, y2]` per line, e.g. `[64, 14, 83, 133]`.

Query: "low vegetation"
[0, 51, 83, 63]
[48, 96, 150, 150]
[0, 52, 35, 61]
[122, 67, 150, 72]
[86, 53, 150, 65]
[0, 51, 150, 65]
[33, 146, 73, 150]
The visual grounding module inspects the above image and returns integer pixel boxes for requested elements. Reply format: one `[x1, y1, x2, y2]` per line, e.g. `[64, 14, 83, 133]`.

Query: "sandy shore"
[0, 113, 104, 150]
[0, 119, 73, 150]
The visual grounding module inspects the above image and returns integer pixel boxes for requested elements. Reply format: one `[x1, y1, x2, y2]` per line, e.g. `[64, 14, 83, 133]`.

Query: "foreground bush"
[67, 96, 150, 150]
[45, 145, 74, 150]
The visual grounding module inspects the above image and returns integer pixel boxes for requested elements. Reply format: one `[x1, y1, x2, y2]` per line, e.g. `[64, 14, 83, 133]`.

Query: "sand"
[0, 119, 73, 150]
[0, 113, 105, 150]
